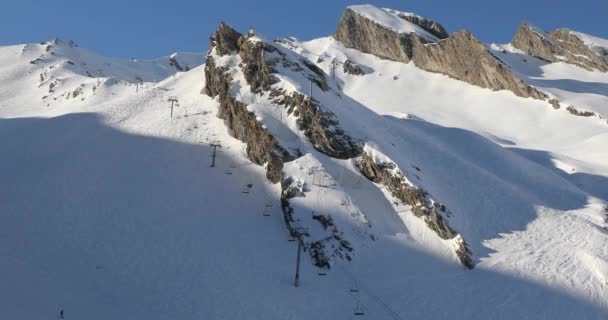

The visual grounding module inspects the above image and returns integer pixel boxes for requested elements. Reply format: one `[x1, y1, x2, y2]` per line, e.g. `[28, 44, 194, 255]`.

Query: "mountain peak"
[512, 22, 608, 71]
[345, 4, 446, 42]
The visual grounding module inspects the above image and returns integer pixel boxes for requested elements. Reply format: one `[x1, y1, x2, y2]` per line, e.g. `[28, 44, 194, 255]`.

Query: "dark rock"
[335, 8, 414, 62]
[393, 11, 449, 39]
[411, 30, 548, 100]
[204, 53, 293, 183]
[342, 59, 365, 75]
[168, 56, 184, 71]
[239, 40, 277, 93]
[357, 152, 474, 269]
[334, 8, 550, 101]
[566, 105, 595, 117]
[271, 89, 363, 159]
[210, 22, 243, 56]
[511, 23, 608, 72]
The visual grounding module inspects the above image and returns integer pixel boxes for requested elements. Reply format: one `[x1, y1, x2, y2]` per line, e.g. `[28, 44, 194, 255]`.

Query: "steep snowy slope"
[2, 5, 608, 320]
[489, 42, 608, 119]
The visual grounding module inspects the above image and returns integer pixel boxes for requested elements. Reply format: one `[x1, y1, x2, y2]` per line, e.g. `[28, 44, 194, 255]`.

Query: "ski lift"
[224, 168, 232, 175]
[262, 201, 272, 216]
[353, 301, 365, 316]
[317, 269, 327, 276]
[241, 183, 253, 194]
[350, 280, 360, 293]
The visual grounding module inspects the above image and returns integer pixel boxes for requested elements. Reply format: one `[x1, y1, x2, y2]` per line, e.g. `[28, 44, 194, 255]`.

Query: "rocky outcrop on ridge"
[512, 23, 608, 72]
[204, 22, 362, 269]
[386, 9, 449, 39]
[204, 23, 293, 183]
[411, 30, 548, 100]
[357, 153, 474, 269]
[334, 7, 551, 101]
[335, 8, 415, 62]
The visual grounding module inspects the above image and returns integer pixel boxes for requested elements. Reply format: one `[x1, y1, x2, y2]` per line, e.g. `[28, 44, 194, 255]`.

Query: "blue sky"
[2, 0, 607, 59]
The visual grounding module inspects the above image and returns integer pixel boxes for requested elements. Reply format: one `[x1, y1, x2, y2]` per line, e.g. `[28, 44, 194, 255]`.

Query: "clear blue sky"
[2, 0, 607, 59]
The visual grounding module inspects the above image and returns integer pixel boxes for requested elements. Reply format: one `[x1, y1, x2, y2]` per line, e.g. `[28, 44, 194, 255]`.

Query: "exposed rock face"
[342, 59, 365, 75]
[411, 30, 548, 100]
[239, 40, 277, 92]
[392, 11, 449, 39]
[334, 9, 550, 100]
[511, 23, 608, 72]
[357, 153, 474, 269]
[211, 22, 242, 56]
[205, 23, 363, 268]
[335, 8, 415, 62]
[270, 89, 363, 159]
[204, 25, 293, 183]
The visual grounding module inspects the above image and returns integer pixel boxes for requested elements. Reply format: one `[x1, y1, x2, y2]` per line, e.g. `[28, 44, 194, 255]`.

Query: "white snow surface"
[572, 31, 608, 60]
[489, 42, 608, 118]
[1, 24, 608, 320]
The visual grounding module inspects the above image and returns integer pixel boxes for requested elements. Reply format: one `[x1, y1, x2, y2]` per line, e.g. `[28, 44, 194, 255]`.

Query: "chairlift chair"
[353, 302, 365, 316]
[241, 183, 252, 194]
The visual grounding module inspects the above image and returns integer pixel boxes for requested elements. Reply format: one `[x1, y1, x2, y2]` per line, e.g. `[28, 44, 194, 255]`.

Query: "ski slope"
[1, 17, 608, 320]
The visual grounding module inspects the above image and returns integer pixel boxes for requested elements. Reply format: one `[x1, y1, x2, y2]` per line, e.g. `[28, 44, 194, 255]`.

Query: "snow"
[572, 31, 608, 60]
[489, 42, 608, 119]
[347, 4, 439, 42]
[1, 20, 608, 320]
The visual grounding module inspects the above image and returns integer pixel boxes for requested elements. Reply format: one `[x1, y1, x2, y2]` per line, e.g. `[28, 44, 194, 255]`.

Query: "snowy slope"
[573, 31, 608, 61]
[1, 10, 608, 320]
[488, 42, 608, 119]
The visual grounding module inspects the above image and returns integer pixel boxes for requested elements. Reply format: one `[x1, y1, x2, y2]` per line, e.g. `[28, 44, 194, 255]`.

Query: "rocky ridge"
[512, 23, 608, 72]
[203, 22, 474, 269]
[357, 152, 474, 268]
[204, 23, 362, 268]
[334, 7, 554, 102]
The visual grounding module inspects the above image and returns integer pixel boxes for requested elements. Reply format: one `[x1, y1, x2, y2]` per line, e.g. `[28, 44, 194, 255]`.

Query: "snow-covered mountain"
[1, 4, 608, 319]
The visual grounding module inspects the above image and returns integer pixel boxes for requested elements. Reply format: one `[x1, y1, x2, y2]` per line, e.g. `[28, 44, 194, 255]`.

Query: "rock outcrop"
[511, 23, 608, 72]
[411, 30, 548, 100]
[205, 22, 363, 269]
[269, 89, 362, 159]
[357, 153, 474, 269]
[335, 8, 415, 62]
[386, 9, 449, 39]
[342, 59, 366, 75]
[334, 7, 550, 100]
[204, 23, 293, 183]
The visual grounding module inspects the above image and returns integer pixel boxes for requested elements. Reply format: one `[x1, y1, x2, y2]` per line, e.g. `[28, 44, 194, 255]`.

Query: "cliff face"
[334, 9, 414, 63]
[204, 22, 363, 268]
[204, 21, 474, 270]
[334, 8, 550, 101]
[386, 9, 449, 39]
[204, 23, 293, 183]
[411, 30, 548, 100]
[511, 23, 608, 72]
